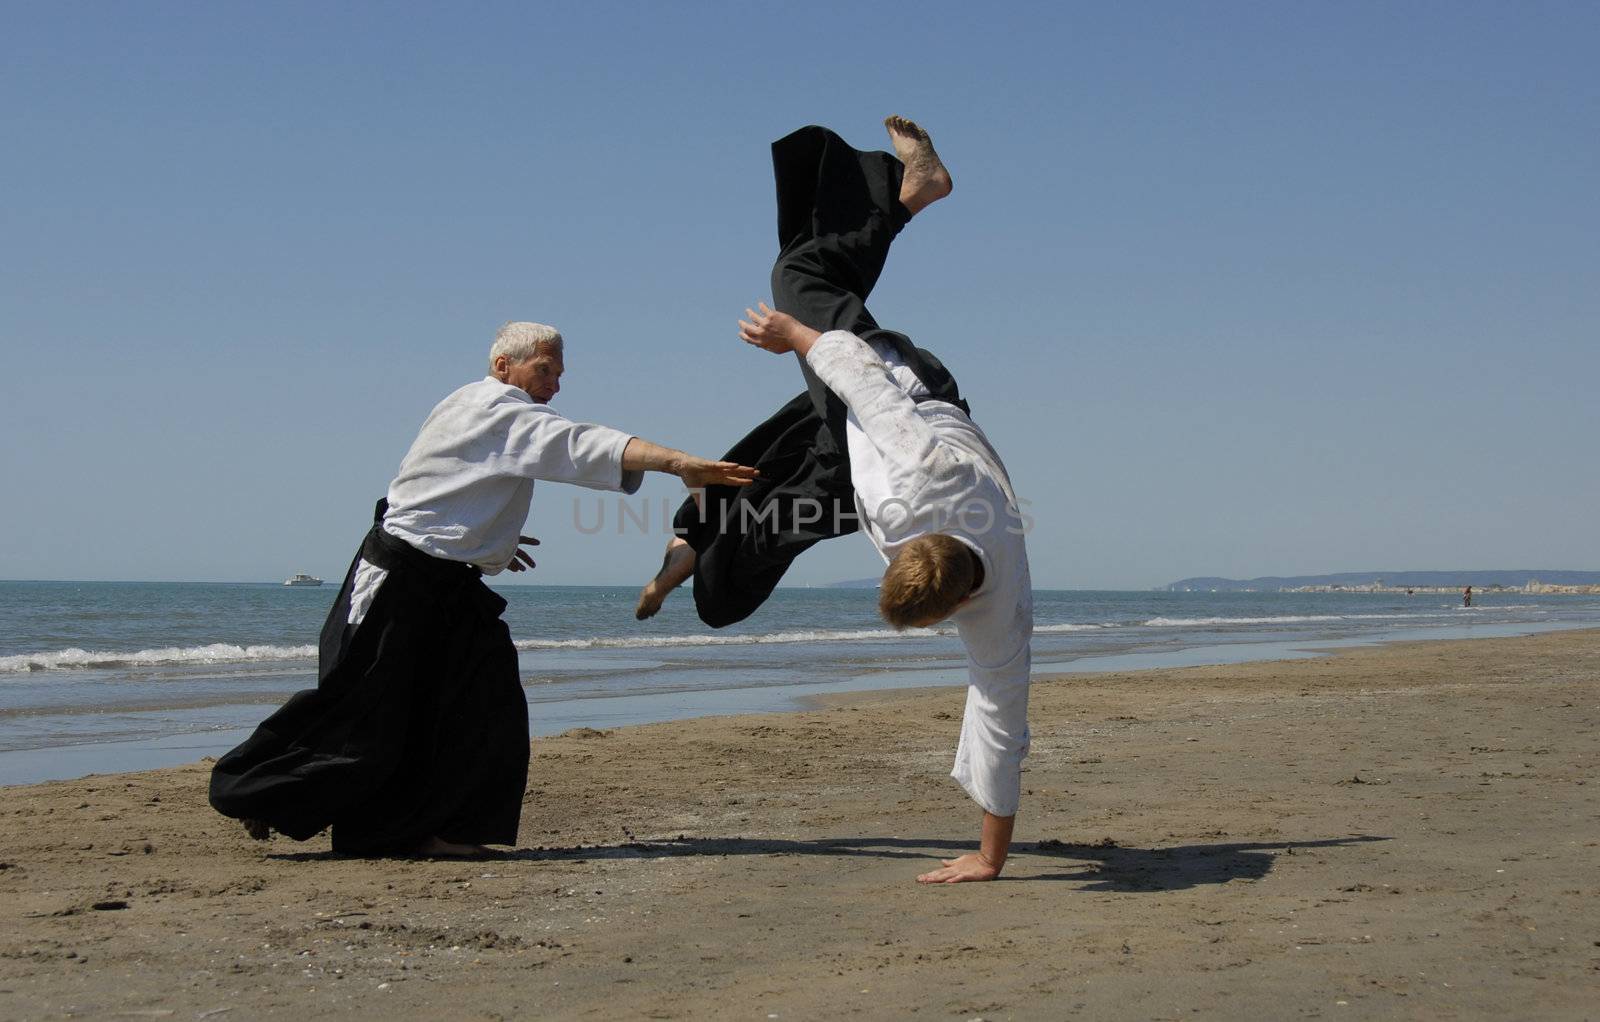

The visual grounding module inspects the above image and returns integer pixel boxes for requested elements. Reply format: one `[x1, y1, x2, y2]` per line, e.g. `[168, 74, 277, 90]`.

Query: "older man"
[210, 322, 756, 857]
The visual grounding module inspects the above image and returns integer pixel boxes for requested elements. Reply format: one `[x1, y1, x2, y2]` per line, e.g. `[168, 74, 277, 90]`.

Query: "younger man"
[642, 120, 1032, 883]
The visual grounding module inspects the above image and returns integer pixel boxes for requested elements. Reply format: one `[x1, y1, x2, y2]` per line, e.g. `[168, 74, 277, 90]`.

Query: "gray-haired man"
[211, 322, 756, 857]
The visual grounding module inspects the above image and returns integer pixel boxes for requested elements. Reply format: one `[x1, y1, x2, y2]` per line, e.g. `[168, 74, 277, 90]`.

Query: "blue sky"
[2, 1, 1596, 589]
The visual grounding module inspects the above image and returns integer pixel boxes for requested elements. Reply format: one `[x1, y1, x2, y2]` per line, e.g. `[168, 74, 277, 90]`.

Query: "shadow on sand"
[273, 833, 1389, 890]
[1022, 835, 1390, 890]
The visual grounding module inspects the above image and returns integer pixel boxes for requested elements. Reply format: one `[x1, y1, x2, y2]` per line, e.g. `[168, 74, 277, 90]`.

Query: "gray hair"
[488, 321, 563, 371]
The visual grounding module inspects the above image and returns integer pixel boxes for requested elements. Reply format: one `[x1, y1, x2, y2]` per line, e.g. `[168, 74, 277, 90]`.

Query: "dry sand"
[2, 629, 1597, 1020]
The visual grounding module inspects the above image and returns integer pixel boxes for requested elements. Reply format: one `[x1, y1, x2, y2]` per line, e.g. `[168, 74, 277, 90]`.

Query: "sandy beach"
[1, 628, 1596, 1020]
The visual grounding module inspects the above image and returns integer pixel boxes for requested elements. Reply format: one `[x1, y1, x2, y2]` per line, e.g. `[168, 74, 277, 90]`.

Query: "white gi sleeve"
[504, 408, 643, 494]
[805, 331, 944, 481]
[949, 639, 1032, 817]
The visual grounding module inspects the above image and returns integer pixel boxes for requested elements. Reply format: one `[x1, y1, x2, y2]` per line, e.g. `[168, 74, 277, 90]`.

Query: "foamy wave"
[1141, 612, 1456, 627]
[514, 627, 943, 651]
[0, 643, 319, 673]
[1146, 615, 1333, 627]
[514, 620, 1113, 652]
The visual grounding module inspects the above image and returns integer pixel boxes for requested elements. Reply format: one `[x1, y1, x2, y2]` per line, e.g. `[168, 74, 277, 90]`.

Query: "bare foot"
[884, 115, 953, 216]
[412, 836, 492, 858]
[636, 538, 695, 620]
[241, 818, 271, 841]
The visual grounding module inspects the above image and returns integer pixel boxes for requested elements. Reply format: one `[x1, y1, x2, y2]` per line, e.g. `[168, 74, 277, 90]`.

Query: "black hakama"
[209, 505, 528, 854]
[674, 125, 969, 627]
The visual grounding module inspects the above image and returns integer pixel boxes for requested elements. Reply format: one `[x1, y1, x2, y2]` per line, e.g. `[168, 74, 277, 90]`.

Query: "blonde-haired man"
[878, 533, 978, 628]
[643, 119, 1032, 883]
[740, 294, 1032, 885]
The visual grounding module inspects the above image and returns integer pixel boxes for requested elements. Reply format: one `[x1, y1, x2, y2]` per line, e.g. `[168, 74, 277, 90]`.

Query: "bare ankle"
[636, 539, 695, 619]
[885, 115, 953, 216]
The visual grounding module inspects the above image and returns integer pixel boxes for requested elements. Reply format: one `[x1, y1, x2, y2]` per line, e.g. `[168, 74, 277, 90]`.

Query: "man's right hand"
[916, 852, 1002, 884]
[621, 439, 757, 489]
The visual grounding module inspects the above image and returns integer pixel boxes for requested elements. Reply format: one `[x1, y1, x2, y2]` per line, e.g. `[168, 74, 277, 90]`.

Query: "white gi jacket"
[806, 331, 1033, 817]
[348, 377, 643, 625]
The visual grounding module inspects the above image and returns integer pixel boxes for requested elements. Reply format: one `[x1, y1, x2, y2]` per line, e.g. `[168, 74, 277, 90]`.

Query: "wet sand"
[2, 629, 1596, 1019]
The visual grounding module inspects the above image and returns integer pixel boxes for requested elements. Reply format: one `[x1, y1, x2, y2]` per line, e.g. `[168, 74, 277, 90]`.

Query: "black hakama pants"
[209, 509, 528, 854]
[674, 124, 969, 627]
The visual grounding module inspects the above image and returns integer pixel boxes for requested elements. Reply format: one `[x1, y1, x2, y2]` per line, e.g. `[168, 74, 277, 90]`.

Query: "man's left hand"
[739, 301, 821, 356]
[505, 535, 540, 572]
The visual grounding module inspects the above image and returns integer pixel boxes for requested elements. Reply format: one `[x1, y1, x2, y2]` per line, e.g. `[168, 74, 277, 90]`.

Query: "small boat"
[283, 573, 324, 587]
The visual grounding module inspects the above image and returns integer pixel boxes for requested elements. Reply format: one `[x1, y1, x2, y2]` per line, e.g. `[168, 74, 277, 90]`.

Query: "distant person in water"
[209, 322, 756, 857]
[1464, 586, 1473, 607]
[637, 117, 1033, 884]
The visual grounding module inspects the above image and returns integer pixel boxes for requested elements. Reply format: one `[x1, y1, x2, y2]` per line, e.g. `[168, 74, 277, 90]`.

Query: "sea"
[3, 580, 1598, 786]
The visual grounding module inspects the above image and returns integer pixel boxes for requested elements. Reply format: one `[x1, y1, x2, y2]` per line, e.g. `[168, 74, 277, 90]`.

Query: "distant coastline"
[1278, 581, 1600, 596]
[1165, 569, 1600, 594]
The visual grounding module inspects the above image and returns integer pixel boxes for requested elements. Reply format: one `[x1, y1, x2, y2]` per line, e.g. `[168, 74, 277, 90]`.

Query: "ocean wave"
[1141, 612, 1459, 627]
[4, 603, 1539, 672]
[0, 643, 319, 673]
[514, 627, 941, 651]
[515, 620, 1111, 652]
[0, 622, 1107, 670]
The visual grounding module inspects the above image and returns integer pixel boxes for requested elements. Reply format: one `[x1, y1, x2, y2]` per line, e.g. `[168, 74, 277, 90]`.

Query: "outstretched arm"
[741, 301, 942, 479]
[621, 437, 759, 490]
[917, 811, 1014, 884]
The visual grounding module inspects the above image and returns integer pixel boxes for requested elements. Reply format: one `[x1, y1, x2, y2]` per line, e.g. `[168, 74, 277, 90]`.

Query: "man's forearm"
[620, 437, 684, 475]
[787, 322, 822, 358]
[980, 811, 1015, 873]
[618, 439, 759, 491]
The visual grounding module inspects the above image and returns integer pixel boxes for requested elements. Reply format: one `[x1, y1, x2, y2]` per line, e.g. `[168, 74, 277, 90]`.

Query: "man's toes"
[885, 114, 925, 140]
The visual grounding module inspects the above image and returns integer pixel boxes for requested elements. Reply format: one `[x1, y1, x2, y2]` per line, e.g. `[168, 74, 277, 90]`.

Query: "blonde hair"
[488, 321, 563, 371]
[879, 534, 976, 628]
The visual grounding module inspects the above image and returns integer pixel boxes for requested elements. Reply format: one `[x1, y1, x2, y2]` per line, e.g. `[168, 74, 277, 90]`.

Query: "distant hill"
[827, 577, 882, 589]
[1164, 570, 1600, 592]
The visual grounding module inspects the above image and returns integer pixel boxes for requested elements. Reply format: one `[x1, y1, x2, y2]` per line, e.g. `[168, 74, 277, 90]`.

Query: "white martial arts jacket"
[806, 331, 1034, 817]
[348, 377, 642, 625]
